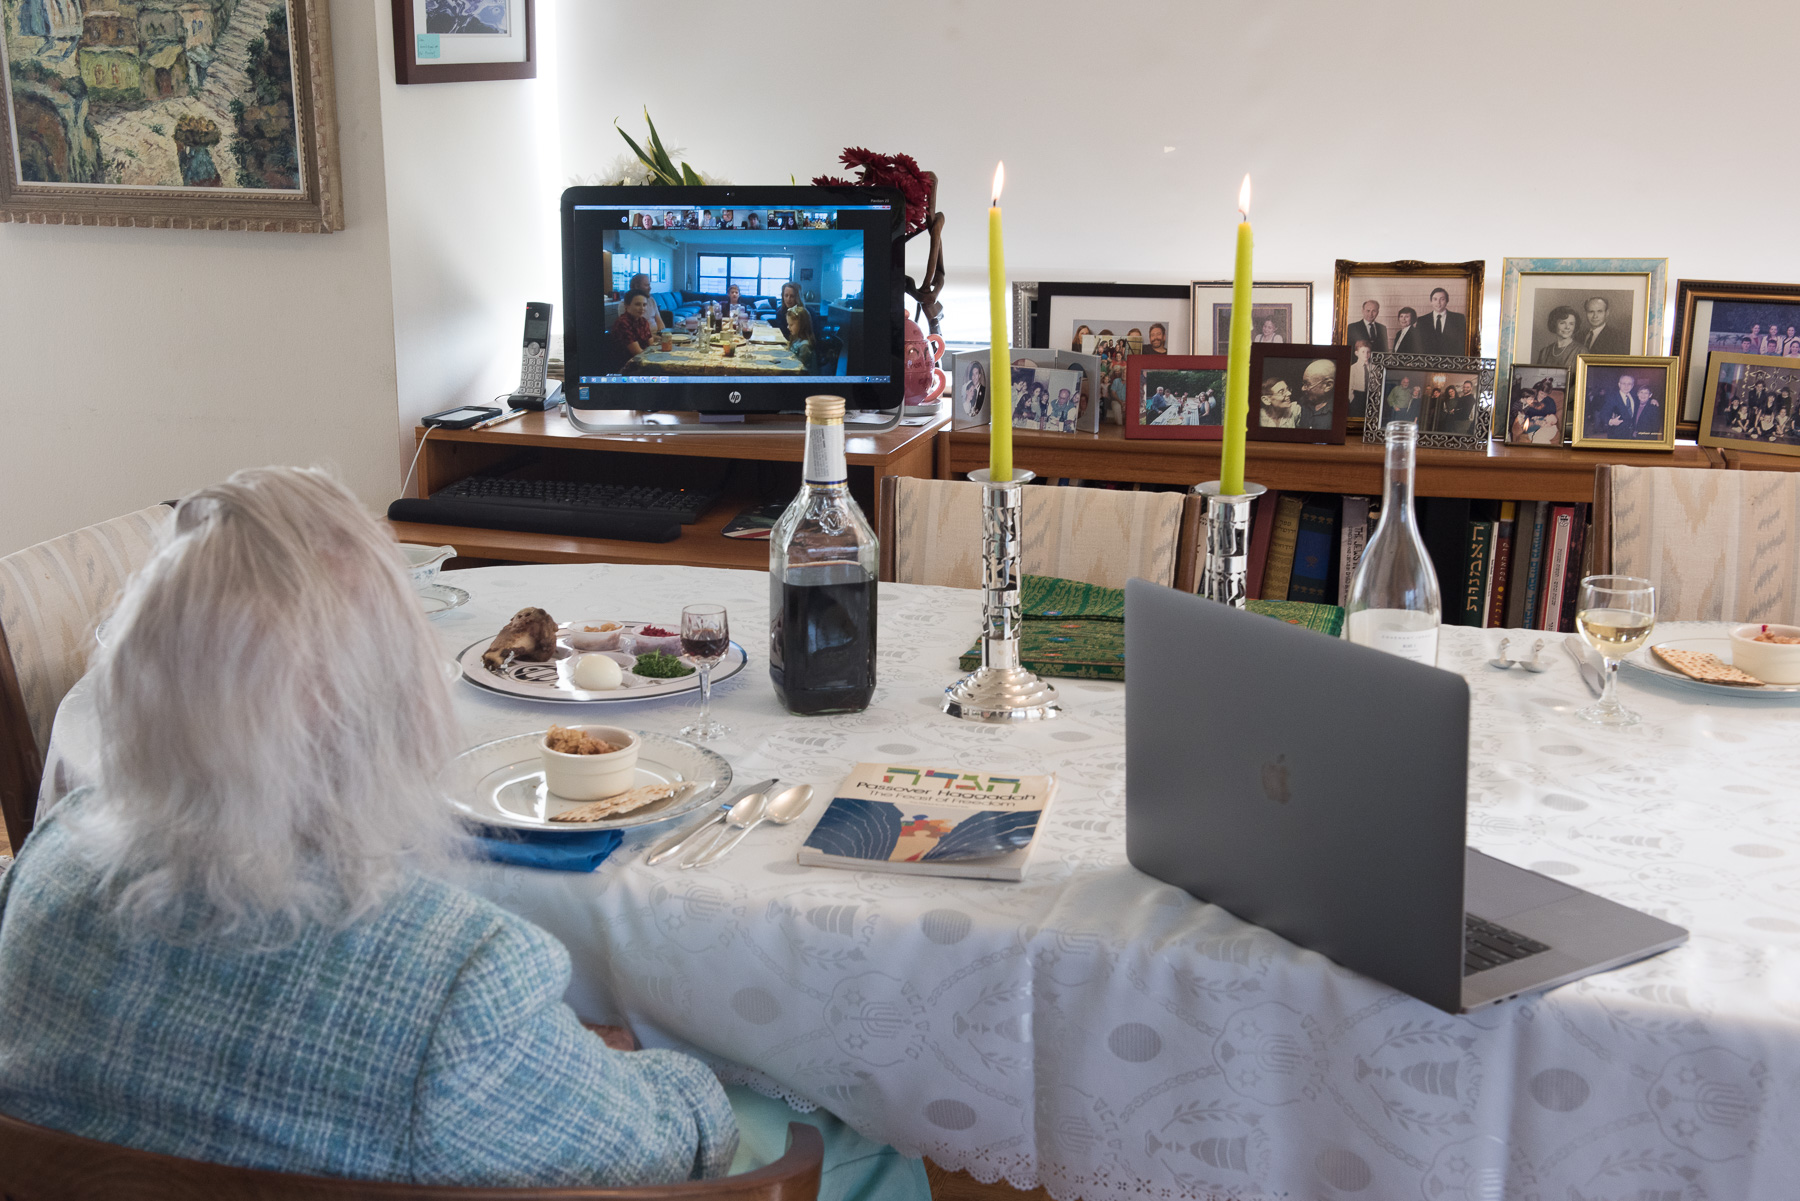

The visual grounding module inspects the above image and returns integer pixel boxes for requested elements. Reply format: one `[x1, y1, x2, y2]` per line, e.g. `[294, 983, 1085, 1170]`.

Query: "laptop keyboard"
[1464, 914, 1551, 976]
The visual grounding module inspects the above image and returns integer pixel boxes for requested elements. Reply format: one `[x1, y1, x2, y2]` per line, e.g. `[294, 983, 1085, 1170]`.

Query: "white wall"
[555, 0, 1800, 349]
[0, 0, 400, 556]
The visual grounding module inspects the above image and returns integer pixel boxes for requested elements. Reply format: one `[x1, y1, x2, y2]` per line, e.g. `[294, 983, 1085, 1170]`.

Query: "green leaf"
[679, 162, 703, 186]
[643, 107, 676, 174]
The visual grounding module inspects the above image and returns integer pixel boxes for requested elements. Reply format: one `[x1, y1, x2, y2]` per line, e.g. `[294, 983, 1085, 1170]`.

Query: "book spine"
[1337, 496, 1371, 604]
[1486, 503, 1516, 628]
[1521, 502, 1550, 629]
[1462, 521, 1493, 626]
[1288, 500, 1339, 604]
[1262, 495, 1305, 602]
[1504, 501, 1536, 629]
[1539, 507, 1574, 630]
[1246, 491, 1280, 601]
[1558, 505, 1591, 634]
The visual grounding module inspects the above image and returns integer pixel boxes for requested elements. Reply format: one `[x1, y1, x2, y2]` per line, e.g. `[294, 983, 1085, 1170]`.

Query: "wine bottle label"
[803, 422, 847, 484]
[1374, 626, 1438, 666]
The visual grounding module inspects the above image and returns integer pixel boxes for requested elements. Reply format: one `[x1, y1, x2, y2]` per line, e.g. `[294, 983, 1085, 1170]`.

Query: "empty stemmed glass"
[679, 604, 731, 741]
[1574, 574, 1656, 726]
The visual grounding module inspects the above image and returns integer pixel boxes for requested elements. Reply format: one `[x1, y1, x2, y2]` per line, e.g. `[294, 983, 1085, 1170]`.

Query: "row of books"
[1246, 492, 1595, 631]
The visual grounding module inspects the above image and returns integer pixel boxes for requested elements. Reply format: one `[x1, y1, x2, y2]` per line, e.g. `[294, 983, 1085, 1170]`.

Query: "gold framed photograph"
[1496, 258, 1668, 410]
[1698, 351, 1800, 459]
[1570, 355, 1679, 451]
[1332, 260, 1484, 358]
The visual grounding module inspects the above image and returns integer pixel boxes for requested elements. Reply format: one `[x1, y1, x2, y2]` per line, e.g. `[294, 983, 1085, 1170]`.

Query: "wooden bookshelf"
[936, 421, 1725, 502]
[387, 408, 946, 568]
[1723, 449, 1800, 472]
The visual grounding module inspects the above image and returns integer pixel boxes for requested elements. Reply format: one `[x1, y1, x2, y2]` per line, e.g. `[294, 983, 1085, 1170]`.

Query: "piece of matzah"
[547, 783, 677, 823]
[1652, 645, 1765, 686]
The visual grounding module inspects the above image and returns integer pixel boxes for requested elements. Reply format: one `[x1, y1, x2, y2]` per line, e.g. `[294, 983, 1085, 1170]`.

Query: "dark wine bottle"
[769, 396, 878, 714]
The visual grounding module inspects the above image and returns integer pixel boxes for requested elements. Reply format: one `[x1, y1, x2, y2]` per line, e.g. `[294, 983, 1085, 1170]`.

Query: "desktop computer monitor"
[561, 186, 906, 414]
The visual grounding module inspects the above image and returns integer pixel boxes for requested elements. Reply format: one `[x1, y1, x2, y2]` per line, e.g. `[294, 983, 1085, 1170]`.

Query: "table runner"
[40, 564, 1800, 1201]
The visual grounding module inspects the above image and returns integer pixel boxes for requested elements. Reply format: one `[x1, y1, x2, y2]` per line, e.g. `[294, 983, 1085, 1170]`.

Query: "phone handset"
[514, 301, 552, 401]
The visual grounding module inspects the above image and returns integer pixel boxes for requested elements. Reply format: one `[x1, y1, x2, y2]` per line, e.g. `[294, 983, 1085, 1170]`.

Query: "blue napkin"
[469, 825, 624, 872]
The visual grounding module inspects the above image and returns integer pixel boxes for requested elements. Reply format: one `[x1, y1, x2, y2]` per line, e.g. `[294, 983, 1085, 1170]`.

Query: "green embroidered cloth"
[958, 576, 1343, 681]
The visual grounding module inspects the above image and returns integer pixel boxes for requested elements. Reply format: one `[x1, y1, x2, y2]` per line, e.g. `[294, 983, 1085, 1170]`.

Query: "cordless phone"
[509, 301, 554, 408]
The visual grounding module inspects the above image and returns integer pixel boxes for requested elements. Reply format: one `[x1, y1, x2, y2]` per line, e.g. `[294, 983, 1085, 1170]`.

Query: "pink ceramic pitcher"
[903, 316, 947, 405]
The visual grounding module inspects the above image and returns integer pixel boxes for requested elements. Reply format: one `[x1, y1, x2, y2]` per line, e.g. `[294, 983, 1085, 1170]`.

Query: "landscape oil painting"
[1, 0, 341, 230]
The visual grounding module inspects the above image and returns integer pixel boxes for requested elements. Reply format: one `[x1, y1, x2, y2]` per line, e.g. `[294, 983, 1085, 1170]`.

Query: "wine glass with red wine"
[679, 604, 730, 741]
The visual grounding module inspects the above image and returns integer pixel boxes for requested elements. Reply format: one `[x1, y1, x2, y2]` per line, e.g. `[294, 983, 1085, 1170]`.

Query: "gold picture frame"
[1697, 351, 1800, 460]
[0, 0, 343, 232]
[1331, 259, 1485, 358]
[1569, 355, 1680, 451]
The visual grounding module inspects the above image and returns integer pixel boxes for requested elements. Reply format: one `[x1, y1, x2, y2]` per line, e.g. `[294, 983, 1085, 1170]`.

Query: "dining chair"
[1592, 464, 1800, 622]
[876, 476, 1188, 590]
[0, 1111, 823, 1200]
[0, 503, 174, 852]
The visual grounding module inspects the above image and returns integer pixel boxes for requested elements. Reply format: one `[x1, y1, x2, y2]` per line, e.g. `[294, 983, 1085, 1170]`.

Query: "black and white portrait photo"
[1335, 262, 1483, 359]
[1530, 288, 1637, 366]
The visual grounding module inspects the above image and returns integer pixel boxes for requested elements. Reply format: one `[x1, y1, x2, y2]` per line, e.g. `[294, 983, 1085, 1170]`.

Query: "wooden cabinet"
[388, 409, 944, 567]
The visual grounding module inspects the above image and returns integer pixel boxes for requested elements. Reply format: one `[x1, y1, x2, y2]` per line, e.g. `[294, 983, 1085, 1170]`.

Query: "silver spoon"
[1518, 638, 1549, 672]
[691, 784, 815, 867]
[1488, 637, 1516, 670]
[679, 789, 767, 868]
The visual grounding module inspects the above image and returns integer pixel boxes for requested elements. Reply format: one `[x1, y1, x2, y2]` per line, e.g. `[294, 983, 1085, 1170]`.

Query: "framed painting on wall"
[0, 0, 343, 231]
[392, 0, 537, 84]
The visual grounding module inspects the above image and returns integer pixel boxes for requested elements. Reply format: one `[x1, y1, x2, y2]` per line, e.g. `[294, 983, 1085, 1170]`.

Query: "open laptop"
[1122, 579, 1687, 1013]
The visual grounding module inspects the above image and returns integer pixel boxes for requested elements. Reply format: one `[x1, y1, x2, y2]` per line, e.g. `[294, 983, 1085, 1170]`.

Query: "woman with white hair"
[0, 467, 927, 1197]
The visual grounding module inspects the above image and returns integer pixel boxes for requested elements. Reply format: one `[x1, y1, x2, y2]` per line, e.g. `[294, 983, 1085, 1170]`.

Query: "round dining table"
[38, 562, 1800, 1201]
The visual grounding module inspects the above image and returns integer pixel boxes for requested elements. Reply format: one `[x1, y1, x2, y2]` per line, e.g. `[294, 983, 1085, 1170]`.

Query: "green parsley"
[632, 651, 694, 679]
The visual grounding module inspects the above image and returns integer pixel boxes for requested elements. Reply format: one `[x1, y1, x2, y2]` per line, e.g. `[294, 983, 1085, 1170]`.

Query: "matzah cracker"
[1652, 645, 1765, 686]
[548, 783, 677, 823]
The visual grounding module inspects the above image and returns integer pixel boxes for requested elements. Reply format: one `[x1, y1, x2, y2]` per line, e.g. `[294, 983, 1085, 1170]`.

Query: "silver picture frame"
[1362, 352, 1496, 451]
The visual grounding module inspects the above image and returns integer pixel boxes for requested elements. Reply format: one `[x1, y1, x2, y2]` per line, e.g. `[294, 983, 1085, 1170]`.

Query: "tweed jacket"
[0, 793, 737, 1186]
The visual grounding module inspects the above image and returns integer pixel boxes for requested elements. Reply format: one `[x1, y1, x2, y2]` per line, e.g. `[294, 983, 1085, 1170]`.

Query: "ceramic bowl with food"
[539, 725, 640, 801]
[400, 543, 455, 586]
[1729, 623, 1800, 684]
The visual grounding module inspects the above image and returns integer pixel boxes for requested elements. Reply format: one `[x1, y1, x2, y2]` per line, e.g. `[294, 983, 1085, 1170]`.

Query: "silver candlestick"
[1193, 481, 1267, 608]
[943, 469, 1062, 723]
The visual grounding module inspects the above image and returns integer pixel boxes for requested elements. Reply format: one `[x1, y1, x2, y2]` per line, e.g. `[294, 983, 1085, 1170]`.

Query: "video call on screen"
[570, 204, 891, 390]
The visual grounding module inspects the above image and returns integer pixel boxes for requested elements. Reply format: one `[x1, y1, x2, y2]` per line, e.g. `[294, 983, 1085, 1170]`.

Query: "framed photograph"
[0, 0, 342, 231]
[950, 349, 991, 424]
[1124, 356, 1227, 440]
[1030, 282, 1190, 366]
[1502, 365, 1569, 447]
[1697, 352, 1800, 458]
[1333, 261, 1485, 358]
[1248, 344, 1353, 444]
[1361, 353, 1496, 451]
[1670, 280, 1800, 427]
[393, 0, 537, 84]
[1570, 355, 1679, 451]
[1495, 258, 1668, 412]
[1009, 364, 1085, 433]
[1010, 281, 1038, 349]
[1189, 281, 1314, 355]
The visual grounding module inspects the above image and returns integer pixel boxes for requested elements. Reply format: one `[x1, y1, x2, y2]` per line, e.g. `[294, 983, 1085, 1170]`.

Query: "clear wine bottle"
[1344, 420, 1441, 666]
[769, 395, 879, 714]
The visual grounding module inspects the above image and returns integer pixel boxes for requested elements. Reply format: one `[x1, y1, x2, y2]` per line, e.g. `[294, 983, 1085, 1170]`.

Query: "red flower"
[812, 147, 932, 234]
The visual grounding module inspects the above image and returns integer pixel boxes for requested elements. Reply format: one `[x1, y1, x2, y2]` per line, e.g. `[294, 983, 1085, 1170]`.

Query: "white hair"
[70, 466, 463, 942]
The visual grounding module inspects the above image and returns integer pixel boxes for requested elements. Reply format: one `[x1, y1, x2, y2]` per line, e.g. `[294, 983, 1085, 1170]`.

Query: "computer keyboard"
[1463, 914, 1550, 976]
[387, 476, 721, 544]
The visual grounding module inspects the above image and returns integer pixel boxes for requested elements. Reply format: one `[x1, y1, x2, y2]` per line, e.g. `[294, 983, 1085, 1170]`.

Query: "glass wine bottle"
[769, 395, 878, 714]
[1344, 420, 1441, 666]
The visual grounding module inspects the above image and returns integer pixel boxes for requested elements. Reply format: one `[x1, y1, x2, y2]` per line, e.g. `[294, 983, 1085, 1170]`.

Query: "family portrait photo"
[1249, 345, 1352, 444]
[1572, 357, 1677, 449]
[1703, 301, 1800, 357]
[1123, 357, 1227, 440]
[1505, 366, 1568, 446]
[1334, 261, 1484, 359]
[1698, 354, 1800, 458]
[1078, 326, 1157, 425]
[1011, 365, 1084, 434]
[1362, 353, 1496, 449]
[1671, 282, 1800, 422]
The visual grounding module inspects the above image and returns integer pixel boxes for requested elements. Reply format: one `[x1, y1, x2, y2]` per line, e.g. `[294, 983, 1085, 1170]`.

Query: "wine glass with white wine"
[1574, 575, 1656, 726]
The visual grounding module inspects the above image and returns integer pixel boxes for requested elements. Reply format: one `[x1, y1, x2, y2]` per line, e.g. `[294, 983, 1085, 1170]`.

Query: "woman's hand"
[581, 1022, 639, 1052]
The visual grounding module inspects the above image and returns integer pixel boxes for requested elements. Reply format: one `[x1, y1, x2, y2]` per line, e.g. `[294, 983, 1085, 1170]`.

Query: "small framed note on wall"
[393, 0, 537, 84]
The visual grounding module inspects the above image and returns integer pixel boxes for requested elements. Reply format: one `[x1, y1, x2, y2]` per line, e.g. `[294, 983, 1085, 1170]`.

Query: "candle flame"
[992, 162, 1005, 207]
[1238, 174, 1251, 219]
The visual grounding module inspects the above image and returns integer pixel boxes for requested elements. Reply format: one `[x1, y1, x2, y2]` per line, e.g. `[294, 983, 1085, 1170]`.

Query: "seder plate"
[445, 730, 732, 832]
[1623, 633, 1800, 696]
[458, 619, 747, 703]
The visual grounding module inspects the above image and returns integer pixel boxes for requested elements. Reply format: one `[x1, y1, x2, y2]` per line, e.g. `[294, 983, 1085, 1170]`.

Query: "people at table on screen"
[721, 283, 745, 318]
[626, 274, 666, 335]
[1415, 288, 1468, 354]
[610, 293, 655, 366]
[775, 282, 803, 337]
[1146, 322, 1168, 354]
[1384, 374, 1420, 424]
[1389, 306, 1424, 355]
[1293, 360, 1338, 429]
[1345, 300, 1386, 353]
[786, 306, 818, 372]
[1537, 306, 1586, 370]
[1581, 296, 1629, 354]
[1259, 379, 1299, 427]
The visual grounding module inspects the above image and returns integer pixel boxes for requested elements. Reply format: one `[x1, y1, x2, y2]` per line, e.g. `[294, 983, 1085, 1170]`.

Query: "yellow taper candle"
[1221, 174, 1254, 496]
[988, 162, 1012, 481]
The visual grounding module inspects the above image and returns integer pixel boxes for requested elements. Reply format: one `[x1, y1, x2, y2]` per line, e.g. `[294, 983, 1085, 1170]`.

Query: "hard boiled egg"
[571, 652, 624, 691]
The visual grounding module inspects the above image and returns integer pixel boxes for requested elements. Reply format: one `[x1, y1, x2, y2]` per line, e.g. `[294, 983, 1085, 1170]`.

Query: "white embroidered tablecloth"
[40, 563, 1800, 1201]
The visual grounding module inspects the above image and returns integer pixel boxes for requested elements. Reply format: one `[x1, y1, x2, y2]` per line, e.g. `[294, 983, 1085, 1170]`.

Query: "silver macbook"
[1123, 579, 1687, 1013]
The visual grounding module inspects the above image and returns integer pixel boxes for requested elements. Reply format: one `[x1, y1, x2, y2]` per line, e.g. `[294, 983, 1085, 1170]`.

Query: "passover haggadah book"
[797, 763, 1057, 881]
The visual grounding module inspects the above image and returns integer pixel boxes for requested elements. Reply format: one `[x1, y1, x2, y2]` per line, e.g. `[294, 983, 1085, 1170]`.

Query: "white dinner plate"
[446, 730, 731, 832]
[1623, 633, 1800, 695]
[458, 619, 747, 704]
[420, 583, 470, 617]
